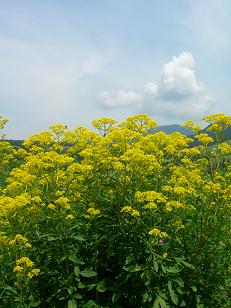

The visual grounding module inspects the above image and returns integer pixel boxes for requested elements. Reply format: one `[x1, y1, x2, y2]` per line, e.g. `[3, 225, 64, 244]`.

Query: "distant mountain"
[201, 126, 231, 141]
[151, 124, 192, 136]
[3, 126, 231, 148]
[5, 140, 24, 147]
[152, 124, 231, 141]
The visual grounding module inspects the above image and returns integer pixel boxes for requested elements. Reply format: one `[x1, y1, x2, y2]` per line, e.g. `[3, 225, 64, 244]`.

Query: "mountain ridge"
[4, 124, 231, 147]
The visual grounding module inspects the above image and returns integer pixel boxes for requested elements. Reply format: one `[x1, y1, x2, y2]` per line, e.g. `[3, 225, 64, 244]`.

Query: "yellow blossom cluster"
[148, 228, 168, 238]
[0, 112, 231, 306]
[86, 207, 101, 216]
[13, 257, 40, 279]
[135, 191, 167, 204]
[120, 206, 140, 217]
[9, 234, 32, 249]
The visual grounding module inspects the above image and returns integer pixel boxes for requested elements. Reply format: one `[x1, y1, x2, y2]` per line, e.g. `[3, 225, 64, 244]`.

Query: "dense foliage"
[0, 113, 231, 307]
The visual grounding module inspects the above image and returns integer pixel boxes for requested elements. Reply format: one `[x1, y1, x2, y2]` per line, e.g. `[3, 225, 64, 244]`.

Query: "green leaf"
[112, 292, 121, 303]
[173, 278, 184, 287]
[168, 280, 178, 305]
[96, 281, 107, 292]
[80, 269, 97, 277]
[166, 266, 181, 273]
[153, 295, 167, 308]
[30, 301, 42, 307]
[191, 286, 197, 292]
[87, 283, 97, 290]
[68, 255, 78, 263]
[175, 257, 195, 269]
[83, 300, 98, 307]
[78, 282, 86, 289]
[73, 235, 86, 241]
[161, 264, 166, 273]
[142, 291, 150, 303]
[154, 260, 159, 272]
[68, 299, 77, 308]
[123, 264, 142, 272]
[125, 255, 134, 265]
[74, 293, 82, 299]
[3, 285, 17, 295]
[68, 287, 74, 295]
[74, 266, 80, 277]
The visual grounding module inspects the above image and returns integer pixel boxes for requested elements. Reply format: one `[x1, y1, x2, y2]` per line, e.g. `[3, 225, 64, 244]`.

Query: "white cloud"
[100, 90, 143, 108]
[158, 51, 205, 100]
[144, 82, 158, 94]
[145, 51, 214, 119]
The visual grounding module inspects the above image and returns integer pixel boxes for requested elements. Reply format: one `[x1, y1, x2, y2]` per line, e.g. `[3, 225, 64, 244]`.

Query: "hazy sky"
[0, 0, 230, 139]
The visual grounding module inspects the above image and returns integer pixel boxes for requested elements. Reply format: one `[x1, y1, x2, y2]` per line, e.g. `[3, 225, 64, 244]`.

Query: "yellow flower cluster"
[195, 133, 214, 145]
[92, 118, 117, 136]
[0, 194, 31, 216]
[0, 232, 7, 244]
[203, 113, 231, 132]
[9, 234, 32, 249]
[144, 202, 158, 210]
[13, 257, 40, 279]
[119, 114, 157, 135]
[120, 206, 140, 217]
[0, 112, 230, 304]
[165, 201, 185, 212]
[65, 214, 75, 220]
[54, 196, 71, 210]
[148, 228, 168, 238]
[86, 207, 101, 216]
[182, 120, 202, 134]
[135, 191, 167, 204]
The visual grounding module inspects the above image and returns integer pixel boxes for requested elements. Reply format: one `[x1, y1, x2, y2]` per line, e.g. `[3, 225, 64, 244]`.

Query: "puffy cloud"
[145, 51, 214, 119]
[100, 90, 143, 108]
[158, 51, 205, 100]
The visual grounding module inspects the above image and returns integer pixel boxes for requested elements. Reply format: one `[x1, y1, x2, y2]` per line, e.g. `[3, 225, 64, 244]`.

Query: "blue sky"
[0, 0, 230, 138]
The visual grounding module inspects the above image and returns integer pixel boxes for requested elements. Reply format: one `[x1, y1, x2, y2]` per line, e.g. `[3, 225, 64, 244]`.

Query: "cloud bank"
[100, 52, 214, 120]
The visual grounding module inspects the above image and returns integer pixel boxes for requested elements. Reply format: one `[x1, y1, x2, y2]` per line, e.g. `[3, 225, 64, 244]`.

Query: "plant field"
[0, 114, 231, 307]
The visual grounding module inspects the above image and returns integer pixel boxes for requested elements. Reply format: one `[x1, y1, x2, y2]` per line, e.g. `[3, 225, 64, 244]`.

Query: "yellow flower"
[120, 206, 140, 217]
[9, 234, 32, 249]
[16, 257, 34, 268]
[55, 196, 70, 210]
[65, 214, 75, 220]
[27, 268, 40, 279]
[13, 266, 23, 273]
[195, 133, 214, 145]
[86, 207, 101, 216]
[148, 228, 161, 237]
[163, 252, 168, 258]
[173, 220, 185, 230]
[148, 228, 168, 238]
[48, 203, 56, 210]
[144, 202, 158, 210]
